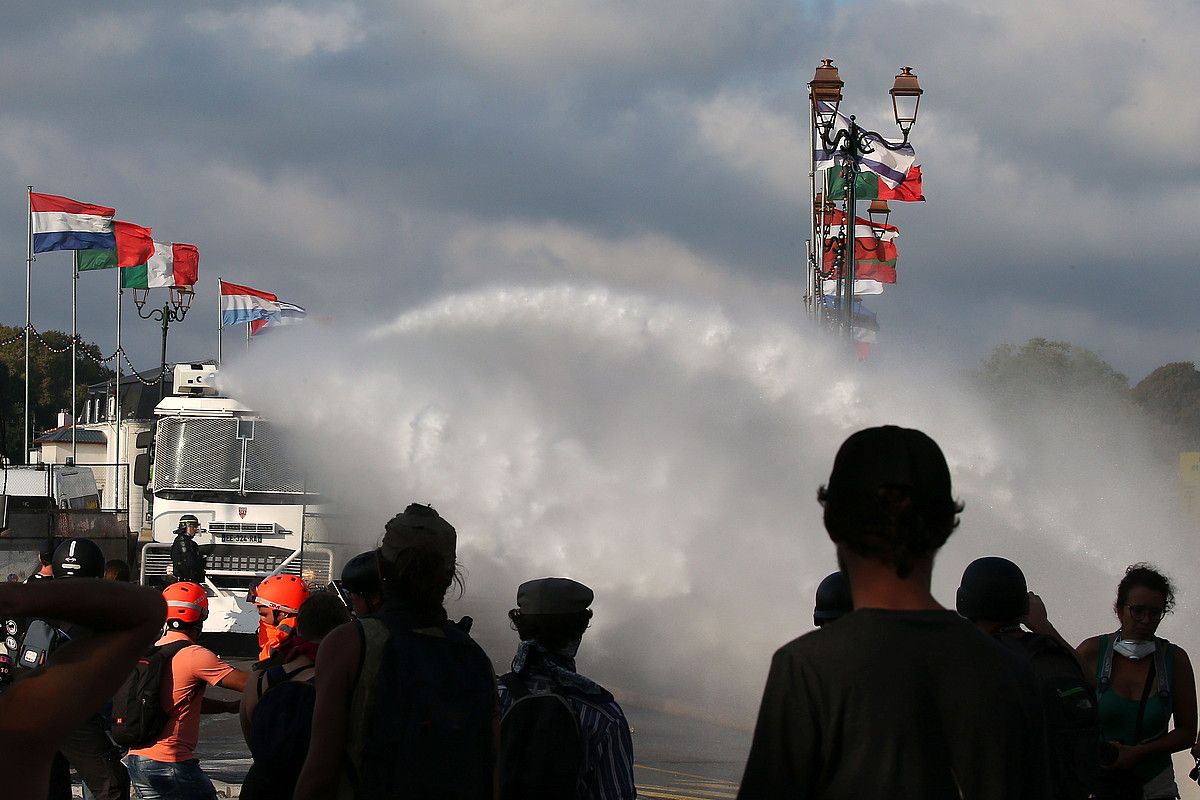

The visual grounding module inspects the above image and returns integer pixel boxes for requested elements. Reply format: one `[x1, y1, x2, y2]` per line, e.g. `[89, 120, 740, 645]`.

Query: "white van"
[1, 465, 101, 512]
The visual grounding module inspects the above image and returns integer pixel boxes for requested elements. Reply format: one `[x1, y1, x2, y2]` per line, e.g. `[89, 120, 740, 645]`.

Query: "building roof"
[33, 426, 107, 445]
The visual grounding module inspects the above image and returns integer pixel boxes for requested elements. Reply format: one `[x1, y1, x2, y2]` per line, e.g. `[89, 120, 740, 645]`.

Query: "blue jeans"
[124, 755, 216, 800]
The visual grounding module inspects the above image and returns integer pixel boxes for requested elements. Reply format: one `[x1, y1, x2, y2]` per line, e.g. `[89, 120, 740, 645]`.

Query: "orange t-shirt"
[126, 631, 236, 762]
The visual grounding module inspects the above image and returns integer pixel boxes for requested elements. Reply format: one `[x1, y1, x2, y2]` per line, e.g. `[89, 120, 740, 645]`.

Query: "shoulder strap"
[157, 640, 192, 660]
[498, 672, 531, 702]
[1097, 632, 1117, 693]
[1154, 637, 1172, 706]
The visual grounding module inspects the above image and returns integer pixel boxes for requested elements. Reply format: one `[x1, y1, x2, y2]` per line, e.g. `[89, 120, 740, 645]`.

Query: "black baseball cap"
[823, 425, 953, 513]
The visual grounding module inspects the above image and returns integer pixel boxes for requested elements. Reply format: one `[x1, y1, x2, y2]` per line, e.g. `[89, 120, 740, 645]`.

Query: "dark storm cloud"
[0, 0, 1197, 375]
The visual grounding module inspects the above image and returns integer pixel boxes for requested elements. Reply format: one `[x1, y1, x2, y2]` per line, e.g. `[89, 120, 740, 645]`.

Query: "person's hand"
[1022, 591, 1050, 633]
[1106, 742, 1143, 770]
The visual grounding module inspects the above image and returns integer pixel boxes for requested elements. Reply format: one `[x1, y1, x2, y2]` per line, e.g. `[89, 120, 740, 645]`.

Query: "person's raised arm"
[0, 579, 164, 745]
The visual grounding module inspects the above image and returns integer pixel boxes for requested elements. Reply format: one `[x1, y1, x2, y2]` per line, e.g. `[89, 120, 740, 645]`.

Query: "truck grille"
[208, 522, 283, 535]
[140, 543, 333, 586]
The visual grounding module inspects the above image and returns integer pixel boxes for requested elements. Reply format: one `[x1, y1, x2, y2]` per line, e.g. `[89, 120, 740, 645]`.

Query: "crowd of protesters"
[2, 424, 1200, 799]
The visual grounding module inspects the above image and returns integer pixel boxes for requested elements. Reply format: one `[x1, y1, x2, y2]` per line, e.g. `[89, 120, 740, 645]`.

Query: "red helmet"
[253, 575, 310, 615]
[163, 582, 209, 627]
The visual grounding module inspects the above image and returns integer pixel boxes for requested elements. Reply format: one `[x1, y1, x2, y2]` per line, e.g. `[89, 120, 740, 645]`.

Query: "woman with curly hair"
[1077, 564, 1197, 799]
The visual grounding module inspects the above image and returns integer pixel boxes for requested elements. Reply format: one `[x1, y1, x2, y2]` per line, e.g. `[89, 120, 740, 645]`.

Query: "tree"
[973, 338, 1130, 406]
[1131, 362, 1200, 448]
[0, 324, 114, 462]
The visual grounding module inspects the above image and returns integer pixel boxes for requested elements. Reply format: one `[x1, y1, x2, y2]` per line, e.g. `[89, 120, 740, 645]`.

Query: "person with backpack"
[293, 503, 497, 800]
[122, 581, 249, 800]
[238, 591, 350, 800]
[0, 570, 164, 799]
[251, 574, 311, 663]
[497, 577, 636, 800]
[956, 556, 1100, 800]
[1077, 564, 1197, 800]
[21, 537, 135, 800]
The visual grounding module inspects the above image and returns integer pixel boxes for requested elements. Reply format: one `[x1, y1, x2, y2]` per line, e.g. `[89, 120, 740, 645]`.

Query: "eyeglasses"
[1125, 604, 1165, 621]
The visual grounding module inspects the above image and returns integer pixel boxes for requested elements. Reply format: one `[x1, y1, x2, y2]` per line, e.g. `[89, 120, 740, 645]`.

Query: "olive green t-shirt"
[738, 609, 1051, 800]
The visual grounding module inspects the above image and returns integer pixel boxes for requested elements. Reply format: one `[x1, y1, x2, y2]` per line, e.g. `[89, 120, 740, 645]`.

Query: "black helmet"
[813, 571, 852, 627]
[341, 551, 382, 596]
[956, 556, 1029, 622]
[52, 538, 105, 579]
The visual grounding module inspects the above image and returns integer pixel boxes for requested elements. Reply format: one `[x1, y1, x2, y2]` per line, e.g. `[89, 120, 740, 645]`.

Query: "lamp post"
[133, 286, 194, 399]
[809, 60, 922, 339]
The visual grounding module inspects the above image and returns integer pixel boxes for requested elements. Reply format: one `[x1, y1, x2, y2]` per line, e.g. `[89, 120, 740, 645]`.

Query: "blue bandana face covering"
[1114, 638, 1155, 660]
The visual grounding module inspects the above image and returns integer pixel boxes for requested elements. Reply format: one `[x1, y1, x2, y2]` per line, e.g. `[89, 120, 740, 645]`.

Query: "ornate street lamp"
[134, 286, 194, 398]
[809, 61, 922, 341]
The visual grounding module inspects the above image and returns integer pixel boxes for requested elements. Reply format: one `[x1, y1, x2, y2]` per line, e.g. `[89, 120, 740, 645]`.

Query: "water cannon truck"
[134, 364, 339, 634]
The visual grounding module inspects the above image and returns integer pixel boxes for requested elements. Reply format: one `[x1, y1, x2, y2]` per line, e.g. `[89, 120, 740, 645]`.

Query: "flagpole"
[808, 99, 817, 320]
[24, 187, 33, 462]
[245, 321, 250, 352]
[115, 264, 123, 511]
[217, 276, 223, 367]
[842, 119, 858, 341]
[71, 250, 78, 461]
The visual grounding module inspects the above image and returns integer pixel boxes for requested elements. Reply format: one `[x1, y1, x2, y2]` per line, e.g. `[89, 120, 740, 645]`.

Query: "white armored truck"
[134, 364, 337, 634]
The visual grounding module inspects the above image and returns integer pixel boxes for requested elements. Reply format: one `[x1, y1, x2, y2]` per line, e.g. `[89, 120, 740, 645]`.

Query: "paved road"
[192, 694, 749, 798]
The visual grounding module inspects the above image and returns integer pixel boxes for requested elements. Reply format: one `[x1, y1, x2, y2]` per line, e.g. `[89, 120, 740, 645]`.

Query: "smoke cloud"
[222, 284, 1197, 725]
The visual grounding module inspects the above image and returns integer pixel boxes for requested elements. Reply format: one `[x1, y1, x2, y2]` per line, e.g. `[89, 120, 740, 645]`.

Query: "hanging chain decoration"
[0, 326, 27, 348]
[120, 349, 170, 386]
[79, 344, 121, 365]
[27, 324, 76, 354]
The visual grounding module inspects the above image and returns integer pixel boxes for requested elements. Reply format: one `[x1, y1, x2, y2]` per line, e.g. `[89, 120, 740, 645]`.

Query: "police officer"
[170, 514, 208, 583]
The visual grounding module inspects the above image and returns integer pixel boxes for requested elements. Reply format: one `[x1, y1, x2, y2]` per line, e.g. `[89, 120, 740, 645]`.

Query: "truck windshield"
[154, 417, 314, 497]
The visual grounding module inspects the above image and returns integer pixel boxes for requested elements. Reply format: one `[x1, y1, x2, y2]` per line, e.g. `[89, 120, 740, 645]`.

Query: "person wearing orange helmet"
[252, 575, 311, 663]
[125, 582, 250, 800]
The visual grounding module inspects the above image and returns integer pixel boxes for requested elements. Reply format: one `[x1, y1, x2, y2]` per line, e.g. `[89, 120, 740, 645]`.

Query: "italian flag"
[827, 165, 924, 202]
[121, 242, 200, 288]
[76, 220, 156, 271]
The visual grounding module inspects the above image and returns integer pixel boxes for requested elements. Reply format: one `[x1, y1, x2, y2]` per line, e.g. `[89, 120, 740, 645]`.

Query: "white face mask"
[1114, 638, 1155, 660]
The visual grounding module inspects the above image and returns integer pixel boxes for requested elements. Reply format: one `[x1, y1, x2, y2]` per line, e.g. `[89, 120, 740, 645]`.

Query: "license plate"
[220, 533, 262, 544]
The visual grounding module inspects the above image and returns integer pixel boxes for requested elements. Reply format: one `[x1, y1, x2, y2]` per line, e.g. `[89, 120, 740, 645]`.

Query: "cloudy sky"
[1, 0, 1195, 381]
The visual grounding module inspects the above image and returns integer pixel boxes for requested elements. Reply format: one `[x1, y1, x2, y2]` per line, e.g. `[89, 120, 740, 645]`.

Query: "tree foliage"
[1132, 362, 1200, 448]
[974, 338, 1130, 405]
[0, 324, 114, 461]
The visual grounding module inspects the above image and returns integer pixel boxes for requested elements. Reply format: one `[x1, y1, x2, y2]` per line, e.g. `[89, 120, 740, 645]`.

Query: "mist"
[221, 283, 1197, 724]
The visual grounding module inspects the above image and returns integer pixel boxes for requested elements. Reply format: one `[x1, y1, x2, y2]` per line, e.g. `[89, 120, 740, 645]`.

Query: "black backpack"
[249, 664, 316, 768]
[497, 672, 584, 800]
[110, 641, 191, 748]
[355, 614, 496, 800]
[997, 632, 1100, 800]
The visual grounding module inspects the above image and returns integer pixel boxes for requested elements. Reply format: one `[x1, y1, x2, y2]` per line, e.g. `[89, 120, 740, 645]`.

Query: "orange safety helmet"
[163, 581, 209, 628]
[253, 575, 310, 615]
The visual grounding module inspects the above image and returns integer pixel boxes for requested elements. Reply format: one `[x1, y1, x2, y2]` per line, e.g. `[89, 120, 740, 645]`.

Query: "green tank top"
[1095, 634, 1175, 783]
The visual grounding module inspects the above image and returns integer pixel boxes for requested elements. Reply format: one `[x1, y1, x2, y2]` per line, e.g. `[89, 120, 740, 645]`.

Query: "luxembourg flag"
[250, 301, 307, 335]
[220, 280, 279, 327]
[30, 192, 116, 253]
